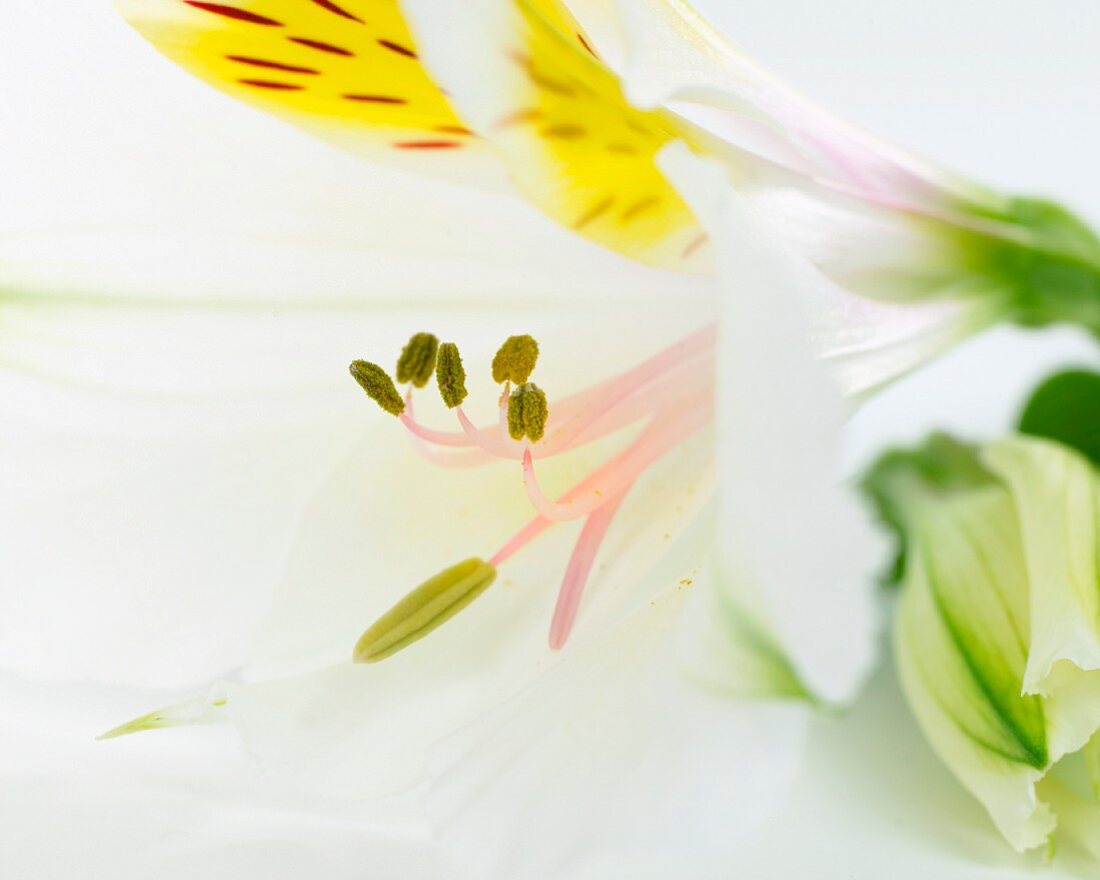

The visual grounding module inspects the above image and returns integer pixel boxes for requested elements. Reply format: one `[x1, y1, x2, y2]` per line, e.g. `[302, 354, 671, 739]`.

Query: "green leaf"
[1018, 369, 1100, 468]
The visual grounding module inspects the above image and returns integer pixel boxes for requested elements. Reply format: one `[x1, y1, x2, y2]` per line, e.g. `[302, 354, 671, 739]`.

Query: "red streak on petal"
[183, 2, 282, 26]
[343, 93, 407, 104]
[394, 140, 462, 149]
[226, 55, 319, 74]
[435, 125, 473, 136]
[682, 233, 708, 258]
[377, 39, 417, 59]
[309, 0, 363, 23]
[288, 37, 354, 56]
[238, 79, 304, 90]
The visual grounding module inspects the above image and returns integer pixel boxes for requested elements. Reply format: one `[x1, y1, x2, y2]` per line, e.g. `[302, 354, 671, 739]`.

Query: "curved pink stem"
[548, 488, 631, 650]
[456, 406, 524, 458]
[399, 391, 475, 448]
[489, 514, 552, 568]
[522, 394, 714, 522]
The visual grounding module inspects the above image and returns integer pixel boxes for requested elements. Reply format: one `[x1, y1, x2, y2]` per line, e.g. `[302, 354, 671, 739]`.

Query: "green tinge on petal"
[679, 568, 811, 703]
[963, 196, 1100, 336]
[895, 487, 1054, 849]
[982, 437, 1100, 697]
[875, 429, 1100, 853]
[97, 690, 227, 740]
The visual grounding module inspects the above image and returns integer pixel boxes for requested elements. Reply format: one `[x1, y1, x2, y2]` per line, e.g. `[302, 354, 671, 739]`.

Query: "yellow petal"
[401, 0, 711, 271]
[118, 0, 492, 170]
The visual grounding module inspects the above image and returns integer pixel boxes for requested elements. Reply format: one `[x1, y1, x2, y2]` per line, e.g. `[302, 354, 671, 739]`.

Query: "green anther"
[395, 332, 440, 388]
[491, 334, 539, 384]
[349, 360, 405, 416]
[436, 342, 468, 409]
[353, 557, 497, 663]
[507, 383, 549, 442]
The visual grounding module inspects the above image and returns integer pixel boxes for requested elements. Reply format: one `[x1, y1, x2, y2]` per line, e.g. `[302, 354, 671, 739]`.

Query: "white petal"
[424, 584, 809, 880]
[0, 672, 439, 880]
[661, 145, 884, 704]
[729, 664, 1100, 876]
[575, 0, 987, 208]
[89, 296, 714, 795]
[659, 144, 998, 397]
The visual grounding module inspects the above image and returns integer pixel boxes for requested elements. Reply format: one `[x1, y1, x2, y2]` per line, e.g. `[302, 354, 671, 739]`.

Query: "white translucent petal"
[424, 583, 809, 880]
[728, 664, 1100, 876]
[0, 208, 712, 689]
[227, 402, 714, 796]
[659, 144, 998, 398]
[574, 0, 987, 208]
[1, 671, 439, 880]
[661, 145, 884, 704]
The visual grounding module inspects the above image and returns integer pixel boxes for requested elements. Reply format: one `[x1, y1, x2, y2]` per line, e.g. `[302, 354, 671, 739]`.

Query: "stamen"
[393, 324, 717, 462]
[492, 334, 540, 385]
[353, 557, 497, 662]
[507, 383, 549, 441]
[348, 323, 717, 658]
[436, 342, 468, 408]
[349, 360, 405, 416]
[395, 332, 439, 388]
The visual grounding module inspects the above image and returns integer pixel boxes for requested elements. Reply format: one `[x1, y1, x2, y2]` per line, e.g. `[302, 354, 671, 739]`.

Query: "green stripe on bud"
[436, 342, 468, 409]
[349, 360, 405, 416]
[491, 334, 539, 384]
[507, 383, 549, 442]
[353, 557, 497, 663]
[396, 332, 440, 388]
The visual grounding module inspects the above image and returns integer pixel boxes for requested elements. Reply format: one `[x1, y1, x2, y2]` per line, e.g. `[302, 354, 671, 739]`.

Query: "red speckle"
[288, 37, 354, 56]
[377, 39, 417, 59]
[183, 2, 282, 26]
[238, 79, 304, 90]
[395, 140, 462, 149]
[309, 0, 363, 23]
[226, 56, 319, 74]
[343, 93, 407, 104]
[682, 233, 708, 258]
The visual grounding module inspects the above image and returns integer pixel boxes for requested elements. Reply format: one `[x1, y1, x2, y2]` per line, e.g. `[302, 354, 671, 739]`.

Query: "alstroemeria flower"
[110, 0, 1100, 701]
[9, 1, 1097, 875]
[863, 413, 1100, 855]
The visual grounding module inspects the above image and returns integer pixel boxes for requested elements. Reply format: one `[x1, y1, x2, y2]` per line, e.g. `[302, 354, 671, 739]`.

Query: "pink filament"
[522, 393, 713, 522]
[548, 488, 630, 650]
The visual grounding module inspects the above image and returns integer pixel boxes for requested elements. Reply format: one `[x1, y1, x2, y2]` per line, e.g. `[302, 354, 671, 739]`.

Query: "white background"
[3, 1, 1100, 878]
